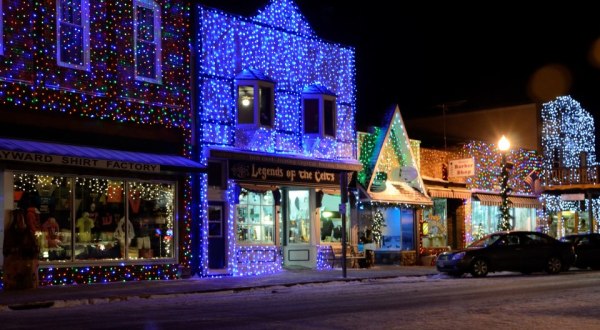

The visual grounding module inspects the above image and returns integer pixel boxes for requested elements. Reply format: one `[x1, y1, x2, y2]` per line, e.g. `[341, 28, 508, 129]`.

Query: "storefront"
[203, 148, 361, 276]
[0, 138, 203, 286]
[471, 192, 540, 240]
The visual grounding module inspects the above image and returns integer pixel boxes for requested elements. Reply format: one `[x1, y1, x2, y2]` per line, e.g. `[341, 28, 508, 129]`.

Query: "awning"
[0, 137, 204, 173]
[427, 187, 472, 200]
[209, 147, 362, 172]
[473, 193, 541, 209]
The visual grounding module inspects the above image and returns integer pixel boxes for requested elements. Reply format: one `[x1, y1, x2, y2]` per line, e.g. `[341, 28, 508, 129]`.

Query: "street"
[2, 270, 600, 329]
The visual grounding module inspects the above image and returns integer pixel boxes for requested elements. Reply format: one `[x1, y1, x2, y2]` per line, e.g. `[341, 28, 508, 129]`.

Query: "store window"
[56, 0, 90, 70]
[288, 190, 310, 244]
[319, 193, 349, 243]
[471, 201, 536, 240]
[12, 173, 175, 262]
[236, 189, 275, 244]
[134, 0, 162, 83]
[422, 198, 448, 248]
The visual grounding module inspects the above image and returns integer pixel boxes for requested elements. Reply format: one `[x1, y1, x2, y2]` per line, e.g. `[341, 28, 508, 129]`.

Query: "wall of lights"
[0, 1, 196, 285]
[195, 0, 356, 275]
[539, 96, 600, 232]
[195, 0, 356, 160]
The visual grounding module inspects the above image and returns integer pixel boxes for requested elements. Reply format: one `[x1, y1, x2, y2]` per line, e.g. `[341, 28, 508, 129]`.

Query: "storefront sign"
[561, 193, 585, 201]
[229, 160, 340, 186]
[0, 150, 160, 173]
[449, 158, 474, 177]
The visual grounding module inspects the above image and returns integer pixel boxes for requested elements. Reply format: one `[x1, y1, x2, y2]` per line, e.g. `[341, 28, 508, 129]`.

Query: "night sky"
[196, 1, 600, 133]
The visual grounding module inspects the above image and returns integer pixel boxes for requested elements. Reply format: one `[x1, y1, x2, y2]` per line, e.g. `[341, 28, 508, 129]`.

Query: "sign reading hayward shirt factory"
[229, 160, 339, 186]
[448, 158, 475, 177]
[0, 150, 160, 173]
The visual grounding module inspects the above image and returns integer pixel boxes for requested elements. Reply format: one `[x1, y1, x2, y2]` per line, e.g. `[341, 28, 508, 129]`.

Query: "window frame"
[56, 0, 90, 71]
[236, 80, 275, 129]
[302, 93, 337, 138]
[134, 0, 162, 84]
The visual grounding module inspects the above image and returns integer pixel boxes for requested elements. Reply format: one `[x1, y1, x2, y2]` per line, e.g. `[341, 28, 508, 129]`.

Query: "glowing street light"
[498, 135, 513, 231]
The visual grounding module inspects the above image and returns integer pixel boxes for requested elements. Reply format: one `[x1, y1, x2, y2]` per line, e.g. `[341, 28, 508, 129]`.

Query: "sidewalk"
[0, 265, 437, 311]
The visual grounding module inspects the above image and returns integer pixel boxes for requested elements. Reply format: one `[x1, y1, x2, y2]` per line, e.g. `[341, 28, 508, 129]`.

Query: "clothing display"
[76, 212, 95, 243]
[42, 217, 61, 248]
[114, 217, 135, 247]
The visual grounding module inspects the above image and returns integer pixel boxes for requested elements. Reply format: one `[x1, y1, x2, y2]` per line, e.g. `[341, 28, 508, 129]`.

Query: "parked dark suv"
[560, 233, 600, 270]
[436, 231, 576, 277]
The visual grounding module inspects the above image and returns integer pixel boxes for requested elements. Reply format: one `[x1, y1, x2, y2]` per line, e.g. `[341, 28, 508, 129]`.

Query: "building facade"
[195, 0, 361, 276]
[408, 104, 543, 256]
[356, 106, 432, 266]
[0, 0, 199, 288]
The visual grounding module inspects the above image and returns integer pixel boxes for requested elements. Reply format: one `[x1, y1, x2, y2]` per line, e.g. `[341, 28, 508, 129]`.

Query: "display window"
[422, 198, 448, 248]
[471, 201, 536, 239]
[319, 193, 349, 243]
[12, 172, 176, 263]
[236, 189, 275, 244]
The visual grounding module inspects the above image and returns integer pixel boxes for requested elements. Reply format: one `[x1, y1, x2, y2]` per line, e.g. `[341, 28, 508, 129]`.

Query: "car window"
[579, 237, 591, 246]
[507, 234, 519, 246]
[470, 234, 502, 248]
[524, 233, 546, 246]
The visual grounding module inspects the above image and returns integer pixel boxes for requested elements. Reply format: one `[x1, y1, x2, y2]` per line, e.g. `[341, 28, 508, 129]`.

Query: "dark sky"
[196, 1, 600, 133]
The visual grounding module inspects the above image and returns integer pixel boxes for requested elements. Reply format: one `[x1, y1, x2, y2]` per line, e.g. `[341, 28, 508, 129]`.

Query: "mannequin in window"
[42, 216, 61, 248]
[76, 212, 94, 243]
[114, 217, 135, 257]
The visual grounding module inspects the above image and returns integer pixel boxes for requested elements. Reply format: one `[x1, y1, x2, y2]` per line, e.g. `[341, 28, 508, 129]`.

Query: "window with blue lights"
[56, 0, 90, 70]
[134, 0, 162, 83]
[236, 70, 275, 129]
[302, 85, 337, 138]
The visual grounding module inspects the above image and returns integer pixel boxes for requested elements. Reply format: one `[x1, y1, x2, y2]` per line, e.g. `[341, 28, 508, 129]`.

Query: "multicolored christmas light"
[0, 1, 196, 285]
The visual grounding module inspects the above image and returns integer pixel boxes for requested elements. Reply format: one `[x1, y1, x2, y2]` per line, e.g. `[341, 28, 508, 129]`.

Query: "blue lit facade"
[195, 0, 361, 276]
[540, 95, 600, 238]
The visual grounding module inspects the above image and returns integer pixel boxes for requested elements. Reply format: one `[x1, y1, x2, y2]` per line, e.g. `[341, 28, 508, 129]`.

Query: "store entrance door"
[283, 189, 314, 268]
[208, 203, 226, 269]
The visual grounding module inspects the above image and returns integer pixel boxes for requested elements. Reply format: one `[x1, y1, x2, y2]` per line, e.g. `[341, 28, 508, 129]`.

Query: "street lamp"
[498, 135, 513, 231]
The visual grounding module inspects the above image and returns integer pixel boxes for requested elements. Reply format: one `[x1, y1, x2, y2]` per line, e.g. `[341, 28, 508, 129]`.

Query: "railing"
[547, 166, 600, 185]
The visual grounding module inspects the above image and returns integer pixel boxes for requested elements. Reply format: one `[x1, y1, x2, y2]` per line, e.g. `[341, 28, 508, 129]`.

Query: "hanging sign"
[448, 158, 474, 177]
[561, 193, 585, 201]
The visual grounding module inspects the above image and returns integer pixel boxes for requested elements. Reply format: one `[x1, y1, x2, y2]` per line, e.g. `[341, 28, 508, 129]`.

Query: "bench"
[331, 244, 367, 268]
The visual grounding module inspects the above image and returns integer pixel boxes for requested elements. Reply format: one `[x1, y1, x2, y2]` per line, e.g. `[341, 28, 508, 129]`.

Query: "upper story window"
[235, 69, 275, 129]
[302, 85, 337, 138]
[56, 0, 90, 70]
[134, 0, 162, 83]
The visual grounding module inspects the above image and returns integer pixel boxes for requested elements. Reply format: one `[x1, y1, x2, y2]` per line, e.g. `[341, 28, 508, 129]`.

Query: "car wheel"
[470, 258, 488, 277]
[545, 256, 562, 274]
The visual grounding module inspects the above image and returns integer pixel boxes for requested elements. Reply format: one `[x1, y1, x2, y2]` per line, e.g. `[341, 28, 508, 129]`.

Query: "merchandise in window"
[236, 189, 275, 244]
[12, 173, 175, 262]
[319, 193, 349, 243]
